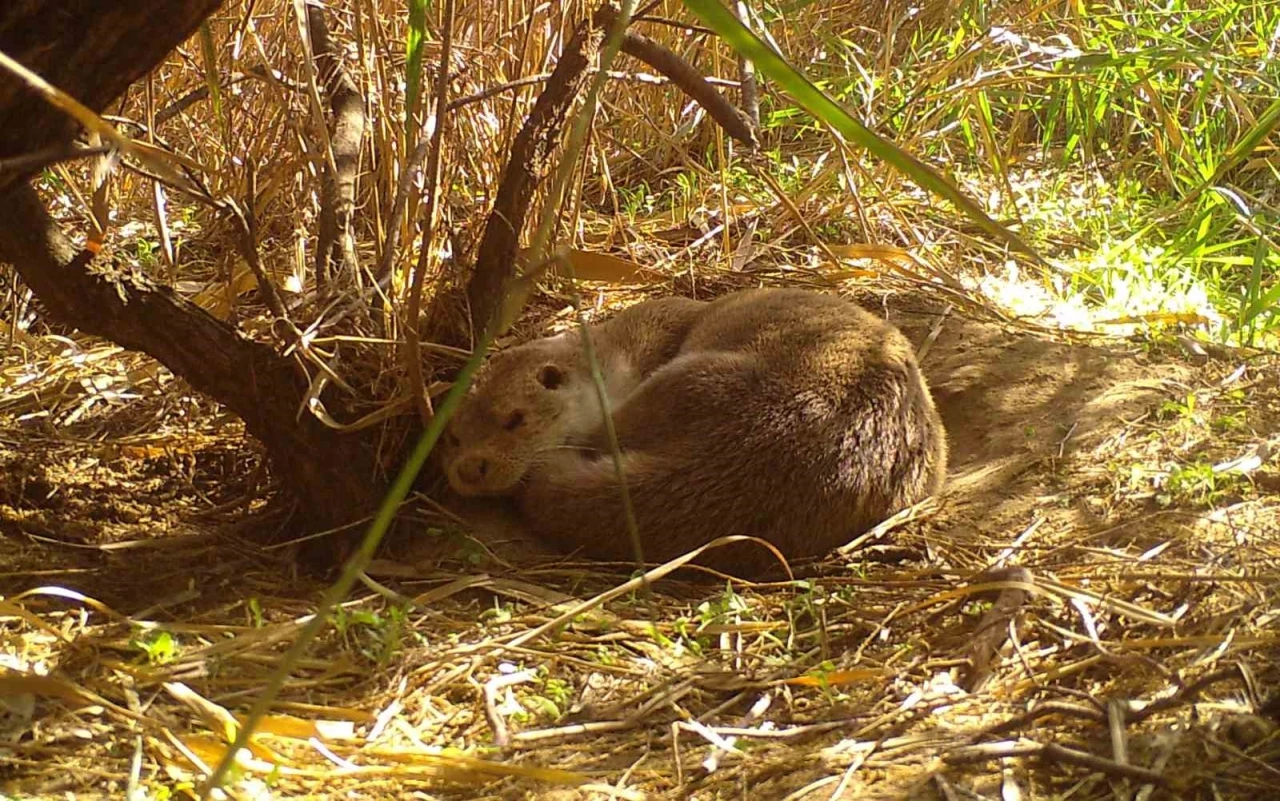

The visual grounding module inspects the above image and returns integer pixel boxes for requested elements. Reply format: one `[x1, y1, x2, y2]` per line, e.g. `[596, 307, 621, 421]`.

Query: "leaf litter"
[3, 263, 1279, 799]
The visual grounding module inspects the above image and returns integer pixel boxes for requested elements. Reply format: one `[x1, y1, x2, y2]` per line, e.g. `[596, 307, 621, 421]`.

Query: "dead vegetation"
[2, 0, 1279, 799]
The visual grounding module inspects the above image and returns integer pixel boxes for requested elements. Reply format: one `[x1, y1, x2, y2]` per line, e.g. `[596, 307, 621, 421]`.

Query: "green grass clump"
[683, 0, 1280, 344]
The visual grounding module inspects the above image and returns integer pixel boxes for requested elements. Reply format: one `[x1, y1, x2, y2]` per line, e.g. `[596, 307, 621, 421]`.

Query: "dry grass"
[4, 322, 1280, 799]
[3, 0, 1280, 798]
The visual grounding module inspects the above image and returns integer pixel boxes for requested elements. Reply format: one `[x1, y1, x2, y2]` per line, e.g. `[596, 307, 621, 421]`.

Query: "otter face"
[441, 338, 598, 497]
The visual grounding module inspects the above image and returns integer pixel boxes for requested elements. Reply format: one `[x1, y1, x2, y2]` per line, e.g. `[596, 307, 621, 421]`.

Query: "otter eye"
[503, 410, 525, 431]
[537, 364, 564, 390]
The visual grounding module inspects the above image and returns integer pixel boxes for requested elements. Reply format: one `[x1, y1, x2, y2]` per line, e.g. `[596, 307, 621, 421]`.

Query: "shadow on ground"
[3, 286, 1277, 800]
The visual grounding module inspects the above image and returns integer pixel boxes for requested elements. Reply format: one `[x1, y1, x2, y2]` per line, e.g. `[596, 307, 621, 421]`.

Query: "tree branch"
[0, 181, 377, 542]
[307, 0, 366, 290]
[464, 5, 615, 333]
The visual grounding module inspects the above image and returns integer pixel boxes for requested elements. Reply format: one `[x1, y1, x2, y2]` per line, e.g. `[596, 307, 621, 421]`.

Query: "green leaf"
[405, 0, 430, 138]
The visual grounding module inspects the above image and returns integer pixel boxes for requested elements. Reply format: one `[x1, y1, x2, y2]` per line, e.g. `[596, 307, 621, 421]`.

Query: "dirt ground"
[2, 282, 1278, 800]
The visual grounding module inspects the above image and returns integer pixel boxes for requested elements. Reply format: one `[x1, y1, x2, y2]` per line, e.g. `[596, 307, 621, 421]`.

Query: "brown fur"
[439, 288, 947, 577]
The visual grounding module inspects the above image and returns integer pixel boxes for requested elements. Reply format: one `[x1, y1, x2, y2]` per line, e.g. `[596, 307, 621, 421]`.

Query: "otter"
[439, 288, 947, 577]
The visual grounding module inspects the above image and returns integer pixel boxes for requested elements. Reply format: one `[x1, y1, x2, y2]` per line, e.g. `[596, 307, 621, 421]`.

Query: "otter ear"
[537, 364, 564, 389]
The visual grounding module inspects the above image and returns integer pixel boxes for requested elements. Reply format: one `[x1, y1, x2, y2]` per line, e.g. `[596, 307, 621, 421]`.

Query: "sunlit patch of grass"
[950, 160, 1232, 340]
[960, 248, 1221, 337]
[681, 0, 1280, 347]
[1101, 375, 1267, 512]
[131, 628, 181, 665]
[1158, 458, 1249, 507]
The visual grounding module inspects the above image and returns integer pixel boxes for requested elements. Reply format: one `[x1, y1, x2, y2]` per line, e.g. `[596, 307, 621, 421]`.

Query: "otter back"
[445, 288, 947, 577]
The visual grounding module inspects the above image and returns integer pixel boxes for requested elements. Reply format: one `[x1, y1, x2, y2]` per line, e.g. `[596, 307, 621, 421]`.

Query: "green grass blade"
[202, 328, 494, 796]
[684, 0, 1049, 268]
[197, 22, 229, 149]
[1237, 238, 1279, 345]
[1214, 95, 1280, 184]
[405, 0, 429, 138]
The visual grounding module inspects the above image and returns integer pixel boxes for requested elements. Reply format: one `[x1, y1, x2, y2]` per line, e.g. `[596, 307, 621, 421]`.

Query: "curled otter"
[439, 288, 947, 576]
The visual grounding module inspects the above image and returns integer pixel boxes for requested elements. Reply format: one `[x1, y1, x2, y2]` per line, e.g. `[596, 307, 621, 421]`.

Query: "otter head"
[441, 336, 600, 497]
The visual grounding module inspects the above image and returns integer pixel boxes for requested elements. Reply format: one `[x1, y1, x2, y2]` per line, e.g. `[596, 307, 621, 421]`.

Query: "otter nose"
[454, 454, 490, 487]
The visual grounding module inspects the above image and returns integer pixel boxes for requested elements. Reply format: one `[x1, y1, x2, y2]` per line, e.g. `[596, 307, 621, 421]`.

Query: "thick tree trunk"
[0, 0, 223, 190]
[0, 0, 379, 550]
[0, 184, 378, 539]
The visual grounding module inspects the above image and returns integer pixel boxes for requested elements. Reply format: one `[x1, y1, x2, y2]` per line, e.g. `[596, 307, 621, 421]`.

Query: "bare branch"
[465, 4, 615, 331]
[307, 0, 366, 289]
[620, 30, 757, 149]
